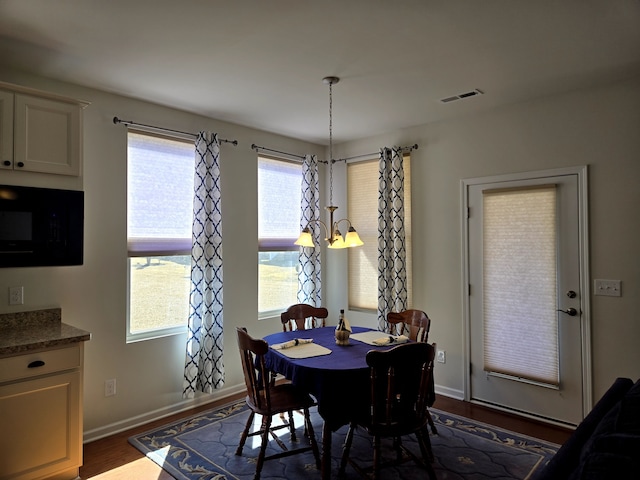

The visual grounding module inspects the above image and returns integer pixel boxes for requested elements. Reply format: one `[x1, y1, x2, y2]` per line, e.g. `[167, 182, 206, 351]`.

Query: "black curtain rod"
[252, 143, 331, 164]
[252, 143, 419, 163]
[251, 144, 305, 161]
[113, 117, 238, 145]
[337, 144, 419, 163]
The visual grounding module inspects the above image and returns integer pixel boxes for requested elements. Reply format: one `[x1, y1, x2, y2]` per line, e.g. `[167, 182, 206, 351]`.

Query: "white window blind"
[482, 185, 559, 386]
[258, 156, 301, 314]
[127, 131, 195, 256]
[126, 130, 196, 340]
[258, 156, 302, 251]
[348, 157, 412, 310]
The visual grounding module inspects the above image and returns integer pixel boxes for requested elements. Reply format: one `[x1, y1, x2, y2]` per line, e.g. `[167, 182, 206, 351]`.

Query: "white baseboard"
[82, 383, 246, 443]
[83, 382, 463, 443]
[434, 383, 464, 401]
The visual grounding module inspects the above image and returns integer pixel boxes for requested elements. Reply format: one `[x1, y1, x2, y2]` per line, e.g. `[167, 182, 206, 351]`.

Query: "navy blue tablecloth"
[263, 326, 391, 431]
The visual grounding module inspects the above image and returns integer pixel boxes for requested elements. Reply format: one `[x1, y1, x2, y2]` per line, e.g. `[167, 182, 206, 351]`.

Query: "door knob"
[557, 307, 578, 316]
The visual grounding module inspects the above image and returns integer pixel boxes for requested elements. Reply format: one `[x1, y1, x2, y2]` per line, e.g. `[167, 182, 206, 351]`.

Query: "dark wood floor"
[79, 393, 572, 479]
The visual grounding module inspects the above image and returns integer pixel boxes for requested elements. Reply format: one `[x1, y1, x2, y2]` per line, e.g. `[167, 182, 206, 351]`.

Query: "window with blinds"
[258, 156, 301, 316]
[127, 130, 195, 341]
[347, 157, 412, 310]
[482, 185, 559, 386]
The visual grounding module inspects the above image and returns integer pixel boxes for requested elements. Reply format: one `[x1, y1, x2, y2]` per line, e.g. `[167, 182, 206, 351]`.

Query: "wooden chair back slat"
[237, 327, 271, 411]
[281, 303, 329, 331]
[366, 342, 435, 429]
[387, 309, 431, 342]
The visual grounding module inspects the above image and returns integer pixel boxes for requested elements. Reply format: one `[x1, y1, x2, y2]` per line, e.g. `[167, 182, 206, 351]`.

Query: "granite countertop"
[0, 308, 91, 358]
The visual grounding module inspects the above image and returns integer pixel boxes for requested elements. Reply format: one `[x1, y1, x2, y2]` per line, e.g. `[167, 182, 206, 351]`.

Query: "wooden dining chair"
[387, 309, 431, 342]
[235, 327, 321, 479]
[280, 303, 328, 331]
[339, 342, 437, 480]
[387, 309, 437, 434]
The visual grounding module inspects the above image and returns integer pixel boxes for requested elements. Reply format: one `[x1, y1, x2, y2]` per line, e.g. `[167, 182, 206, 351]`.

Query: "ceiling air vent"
[440, 89, 484, 104]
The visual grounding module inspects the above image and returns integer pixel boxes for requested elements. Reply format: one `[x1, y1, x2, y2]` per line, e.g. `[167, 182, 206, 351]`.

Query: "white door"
[464, 167, 590, 426]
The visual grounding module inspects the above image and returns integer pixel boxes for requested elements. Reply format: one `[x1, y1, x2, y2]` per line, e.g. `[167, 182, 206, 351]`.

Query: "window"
[348, 157, 412, 310]
[258, 156, 302, 317]
[127, 130, 195, 341]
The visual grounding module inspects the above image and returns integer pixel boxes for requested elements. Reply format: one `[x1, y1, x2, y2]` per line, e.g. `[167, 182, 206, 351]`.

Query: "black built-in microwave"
[0, 185, 84, 268]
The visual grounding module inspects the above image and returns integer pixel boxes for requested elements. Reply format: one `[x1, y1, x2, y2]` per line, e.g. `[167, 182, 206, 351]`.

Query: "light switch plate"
[594, 279, 621, 297]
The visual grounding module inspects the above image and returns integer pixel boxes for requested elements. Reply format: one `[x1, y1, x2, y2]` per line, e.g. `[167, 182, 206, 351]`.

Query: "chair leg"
[338, 423, 356, 476]
[236, 411, 255, 456]
[427, 410, 438, 434]
[416, 427, 436, 468]
[254, 415, 272, 480]
[288, 409, 297, 441]
[304, 407, 321, 469]
[393, 436, 403, 463]
[372, 434, 381, 480]
[425, 426, 435, 463]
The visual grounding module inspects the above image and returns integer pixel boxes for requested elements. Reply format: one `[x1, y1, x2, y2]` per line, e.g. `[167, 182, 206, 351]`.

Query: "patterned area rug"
[129, 401, 558, 479]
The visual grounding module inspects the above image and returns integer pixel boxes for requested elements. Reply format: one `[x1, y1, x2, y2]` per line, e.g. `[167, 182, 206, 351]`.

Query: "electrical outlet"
[436, 350, 446, 364]
[9, 286, 24, 305]
[105, 378, 117, 397]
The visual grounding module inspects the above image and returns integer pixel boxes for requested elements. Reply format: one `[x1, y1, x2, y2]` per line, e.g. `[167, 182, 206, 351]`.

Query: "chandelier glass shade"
[295, 77, 364, 250]
[295, 206, 364, 249]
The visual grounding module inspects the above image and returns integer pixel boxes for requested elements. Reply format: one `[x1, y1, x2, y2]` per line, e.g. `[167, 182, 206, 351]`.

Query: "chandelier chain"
[329, 80, 333, 206]
[293, 76, 363, 249]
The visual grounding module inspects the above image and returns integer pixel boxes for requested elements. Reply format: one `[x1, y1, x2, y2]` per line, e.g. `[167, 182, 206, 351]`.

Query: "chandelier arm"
[331, 218, 353, 236]
[304, 219, 331, 243]
[333, 218, 354, 230]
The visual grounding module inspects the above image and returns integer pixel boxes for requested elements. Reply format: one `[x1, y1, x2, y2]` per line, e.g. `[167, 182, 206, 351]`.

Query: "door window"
[482, 185, 558, 386]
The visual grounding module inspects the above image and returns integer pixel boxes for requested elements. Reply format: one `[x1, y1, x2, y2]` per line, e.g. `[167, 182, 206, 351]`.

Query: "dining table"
[262, 325, 407, 480]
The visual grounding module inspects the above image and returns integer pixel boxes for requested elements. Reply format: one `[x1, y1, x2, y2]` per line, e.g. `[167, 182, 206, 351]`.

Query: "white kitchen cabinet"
[0, 82, 88, 176]
[0, 343, 84, 480]
[0, 90, 13, 169]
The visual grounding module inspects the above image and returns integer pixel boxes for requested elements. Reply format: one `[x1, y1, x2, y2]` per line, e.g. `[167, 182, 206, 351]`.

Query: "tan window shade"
[348, 157, 412, 310]
[482, 185, 559, 385]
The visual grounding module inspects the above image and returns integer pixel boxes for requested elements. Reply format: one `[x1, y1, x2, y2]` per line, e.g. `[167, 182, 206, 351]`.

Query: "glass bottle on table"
[335, 309, 350, 345]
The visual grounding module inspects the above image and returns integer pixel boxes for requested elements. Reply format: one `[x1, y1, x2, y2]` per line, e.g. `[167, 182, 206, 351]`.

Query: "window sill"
[126, 325, 187, 343]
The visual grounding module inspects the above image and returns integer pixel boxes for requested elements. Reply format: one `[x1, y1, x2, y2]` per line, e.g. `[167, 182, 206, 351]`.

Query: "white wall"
[0, 71, 325, 440]
[329, 76, 640, 404]
[1, 70, 638, 440]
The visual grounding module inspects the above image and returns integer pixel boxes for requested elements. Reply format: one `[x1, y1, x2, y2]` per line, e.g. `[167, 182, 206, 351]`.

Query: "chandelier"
[295, 77, 364, 249]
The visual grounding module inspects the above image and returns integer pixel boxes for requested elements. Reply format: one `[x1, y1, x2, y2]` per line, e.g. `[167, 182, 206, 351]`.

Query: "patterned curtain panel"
[183, 132, 224, 398]
[377, 147, 408, 331]
[298, 154, 322, 305]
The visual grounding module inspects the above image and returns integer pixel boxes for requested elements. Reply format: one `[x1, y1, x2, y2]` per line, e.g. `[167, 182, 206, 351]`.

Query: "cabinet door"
[14, 94, 81, 176]
[0, 370, 81, 480]
[0, 90, 13, 170]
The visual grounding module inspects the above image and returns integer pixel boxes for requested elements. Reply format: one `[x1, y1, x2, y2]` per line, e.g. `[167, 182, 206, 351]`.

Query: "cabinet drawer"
[0, 344, 80, 383]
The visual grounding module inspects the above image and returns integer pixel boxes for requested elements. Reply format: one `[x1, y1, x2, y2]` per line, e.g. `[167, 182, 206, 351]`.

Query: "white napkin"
[372, 334, 409, 346]
[271, 338, 314, 350]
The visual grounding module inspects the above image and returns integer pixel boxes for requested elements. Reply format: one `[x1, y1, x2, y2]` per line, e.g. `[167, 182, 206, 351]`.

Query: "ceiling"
[1, 0, 639, 144]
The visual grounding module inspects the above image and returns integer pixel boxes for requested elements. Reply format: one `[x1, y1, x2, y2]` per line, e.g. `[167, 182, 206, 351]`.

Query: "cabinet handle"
[17, 162, 25, 168]
[2, 160, 10, 167]
[28, 360, 46, 368]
